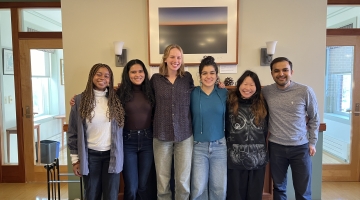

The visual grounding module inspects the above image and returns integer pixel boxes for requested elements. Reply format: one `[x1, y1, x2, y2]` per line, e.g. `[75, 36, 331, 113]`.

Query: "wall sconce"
[260, 41, 277, 66]
[114, 41, 127, 67]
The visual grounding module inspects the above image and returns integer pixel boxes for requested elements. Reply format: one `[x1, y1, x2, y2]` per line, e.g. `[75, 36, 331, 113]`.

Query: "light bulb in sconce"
[260, 41, 277, 66]
[114, 41, 127, 67]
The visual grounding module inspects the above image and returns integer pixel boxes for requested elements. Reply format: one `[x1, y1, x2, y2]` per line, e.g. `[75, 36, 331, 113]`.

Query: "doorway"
[322, 35, 360, 181]
[19, 38, 67, 182]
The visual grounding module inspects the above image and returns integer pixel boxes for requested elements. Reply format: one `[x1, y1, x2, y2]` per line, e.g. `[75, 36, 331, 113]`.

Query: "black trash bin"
[35, 140, 60, 164]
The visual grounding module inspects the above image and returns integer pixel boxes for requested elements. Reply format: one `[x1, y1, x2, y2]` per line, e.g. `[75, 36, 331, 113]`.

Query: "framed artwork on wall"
[148, 0, 238, 66]
[2, 48, 14, 75]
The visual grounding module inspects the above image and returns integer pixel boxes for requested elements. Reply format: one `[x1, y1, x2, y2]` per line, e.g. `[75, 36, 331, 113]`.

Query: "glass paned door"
[1, 9, 18, 166]
[20, 39, 67, 182]
[323, 46, 353, 164]
[323, 36, 360, 182]
[30, 49, 66, 166]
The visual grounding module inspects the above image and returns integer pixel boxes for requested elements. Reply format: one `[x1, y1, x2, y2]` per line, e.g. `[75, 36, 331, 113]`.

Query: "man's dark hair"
[270, 57, 292, 71]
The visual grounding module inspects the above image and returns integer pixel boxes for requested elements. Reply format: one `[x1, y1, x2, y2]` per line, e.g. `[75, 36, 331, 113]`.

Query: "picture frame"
[2, 48, 14, 75]
[60, 59, 64, 85]
[148, 0, 238, 66]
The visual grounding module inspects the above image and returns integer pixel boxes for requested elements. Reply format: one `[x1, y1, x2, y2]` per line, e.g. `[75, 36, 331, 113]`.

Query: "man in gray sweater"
[262, 57, 320, 200]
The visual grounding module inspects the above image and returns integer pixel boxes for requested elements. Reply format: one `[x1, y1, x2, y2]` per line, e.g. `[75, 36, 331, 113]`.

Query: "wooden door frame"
[323, 35, 360, 181]
[326, 0, 360, 183]
[19, 39, 67, 182]
[328, 0, 360, 5]
[1, 2, 61, 183]
[0, 73, 3, 181]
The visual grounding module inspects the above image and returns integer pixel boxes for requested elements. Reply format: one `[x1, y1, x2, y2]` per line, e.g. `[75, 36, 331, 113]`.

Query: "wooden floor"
[0, 181, 359, 200]
[0, 182, 68, 200]
[322, 182, 360, 200]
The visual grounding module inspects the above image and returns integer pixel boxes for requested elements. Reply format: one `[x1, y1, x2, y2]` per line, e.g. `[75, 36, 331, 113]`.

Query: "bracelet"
[72, 160, 80, 166]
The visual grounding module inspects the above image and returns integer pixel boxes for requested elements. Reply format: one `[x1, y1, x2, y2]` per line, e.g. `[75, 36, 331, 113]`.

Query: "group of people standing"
[67, 44, 320, 200]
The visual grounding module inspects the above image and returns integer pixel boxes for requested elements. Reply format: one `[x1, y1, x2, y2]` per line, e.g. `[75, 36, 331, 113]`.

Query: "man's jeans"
[190, 137, 227, 200]
[269, 142, 312, 200]
[153, 135, 193, 200]
[123, 128, 154, 200]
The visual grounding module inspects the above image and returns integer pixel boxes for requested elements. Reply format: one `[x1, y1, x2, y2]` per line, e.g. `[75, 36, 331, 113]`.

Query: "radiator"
[323, 134, 350, 162]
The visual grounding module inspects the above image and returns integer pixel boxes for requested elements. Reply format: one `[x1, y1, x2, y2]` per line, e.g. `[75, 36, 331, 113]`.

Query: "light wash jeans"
[153, 135, 193, 200]
[190, 137, 227, 200]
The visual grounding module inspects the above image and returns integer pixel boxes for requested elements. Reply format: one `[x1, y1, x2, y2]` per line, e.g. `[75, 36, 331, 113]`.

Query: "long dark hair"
[227, 70, 267, 125]
[80, 63, 124, 127]
[117, 59, 155, 107]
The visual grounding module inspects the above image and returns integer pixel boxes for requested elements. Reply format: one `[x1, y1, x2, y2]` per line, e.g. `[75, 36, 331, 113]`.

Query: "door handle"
[23, 106, 36, 118]
[25, 106, 31, 118]
[354, 103, 360, 116]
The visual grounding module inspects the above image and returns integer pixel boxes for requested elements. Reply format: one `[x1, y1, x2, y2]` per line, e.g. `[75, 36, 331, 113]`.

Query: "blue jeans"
[269, 142, 312, 200]
[83, 149, 120, 200]
[123, 128, 154, 200]
[191, 137, 227, 200]
[153, 135, 193, 200]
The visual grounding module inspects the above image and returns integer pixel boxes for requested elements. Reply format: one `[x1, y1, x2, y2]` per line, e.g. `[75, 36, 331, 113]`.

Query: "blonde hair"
[159, 44, 186, 77]
[79, 63, 125, 127]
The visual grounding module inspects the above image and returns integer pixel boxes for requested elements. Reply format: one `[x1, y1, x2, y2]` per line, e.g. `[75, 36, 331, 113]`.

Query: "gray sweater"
[262, 81, 320, 146]
[67, 94, 124, 175]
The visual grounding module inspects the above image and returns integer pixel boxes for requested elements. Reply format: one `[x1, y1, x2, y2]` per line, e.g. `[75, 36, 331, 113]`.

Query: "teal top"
[190, 86, 227, 142]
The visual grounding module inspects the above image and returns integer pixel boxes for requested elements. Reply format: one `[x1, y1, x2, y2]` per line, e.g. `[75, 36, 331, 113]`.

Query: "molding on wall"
[0, 2, 60, 8]
[328, 0, 360, 5]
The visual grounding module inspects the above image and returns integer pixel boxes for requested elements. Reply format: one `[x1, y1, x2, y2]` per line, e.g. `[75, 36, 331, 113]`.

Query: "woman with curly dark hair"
[226, 70, 269, 200]
[67, 63, 125, 200]
[116, 59, 155, 200]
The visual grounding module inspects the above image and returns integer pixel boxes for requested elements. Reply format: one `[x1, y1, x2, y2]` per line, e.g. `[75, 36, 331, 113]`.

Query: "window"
[30, 49, 51, 116]
[20, 8, 62, 32]
[324, 46, 353, 118]
[339, 74, 351, 113]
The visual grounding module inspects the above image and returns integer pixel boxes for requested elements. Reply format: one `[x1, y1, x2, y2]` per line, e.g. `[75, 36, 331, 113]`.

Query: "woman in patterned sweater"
[225, 70, 269, 200]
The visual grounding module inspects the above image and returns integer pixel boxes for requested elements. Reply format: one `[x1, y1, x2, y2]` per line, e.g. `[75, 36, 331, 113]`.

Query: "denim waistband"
[88, 148, 111, 155]
[195, 136, 226, 143]
[123, 128, 152, 134]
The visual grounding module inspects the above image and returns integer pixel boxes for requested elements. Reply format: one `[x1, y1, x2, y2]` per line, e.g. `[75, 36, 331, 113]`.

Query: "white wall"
[61, 0, 326, 121]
